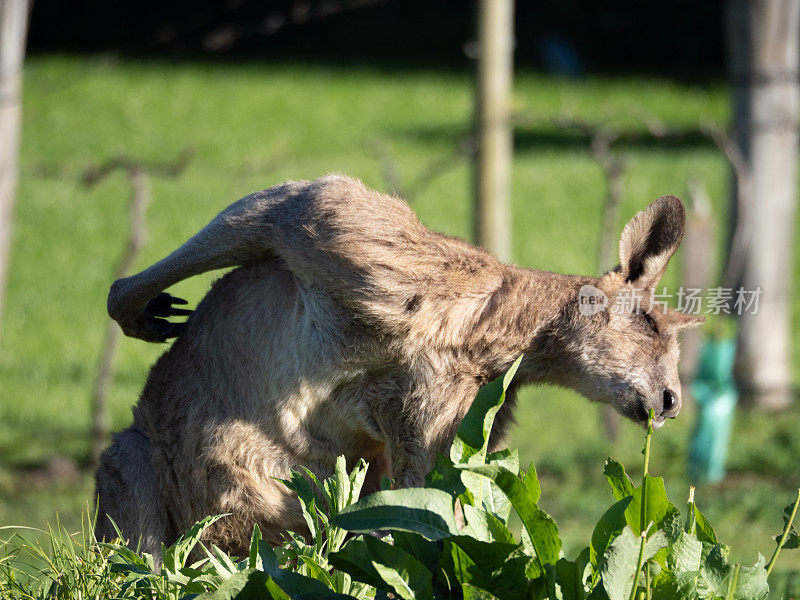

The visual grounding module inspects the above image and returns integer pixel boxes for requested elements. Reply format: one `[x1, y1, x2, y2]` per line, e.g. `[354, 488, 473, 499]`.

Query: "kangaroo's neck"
[470, 265, 593, 385]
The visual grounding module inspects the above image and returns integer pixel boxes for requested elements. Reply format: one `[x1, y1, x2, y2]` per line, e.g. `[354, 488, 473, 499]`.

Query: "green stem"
[645, 561, 652, 600]
[766, 488, 800, 577]
[640, 409, 654, 535]
[643, 409, 654, 476]
[725, 564, 741, 600]
[628, 525, 651, 600]
[685, 486, 696, 535]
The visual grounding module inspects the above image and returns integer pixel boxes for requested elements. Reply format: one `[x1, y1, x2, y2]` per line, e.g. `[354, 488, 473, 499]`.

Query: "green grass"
[2, 54, 799, 580]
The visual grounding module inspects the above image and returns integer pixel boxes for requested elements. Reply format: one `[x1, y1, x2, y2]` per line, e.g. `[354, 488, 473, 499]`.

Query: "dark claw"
[145, 293, 194, 318]
[144, 293, 193, 341]
[144, 292, 192, 317]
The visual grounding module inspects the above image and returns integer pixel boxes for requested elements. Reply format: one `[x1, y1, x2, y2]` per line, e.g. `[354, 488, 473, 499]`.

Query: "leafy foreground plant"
[1, 357, 799, 599]
[325, 357, 800, 600]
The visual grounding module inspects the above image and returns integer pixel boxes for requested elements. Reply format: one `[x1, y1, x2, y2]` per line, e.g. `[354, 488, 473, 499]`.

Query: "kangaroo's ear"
[618, 195, 685, 289]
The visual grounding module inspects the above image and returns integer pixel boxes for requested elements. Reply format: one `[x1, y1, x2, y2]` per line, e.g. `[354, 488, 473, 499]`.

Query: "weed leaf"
[330, 536, 434, 600]
[601, 527, 667, 600]
[456, 463, 561, 572]
[450, 356, 522, 464]
[603, 459, 636, 502]
[590, 497, 632, 574]
[624, 474, 679, 536]
[441, 537, 531, 600]
[333, 488, 460, 540]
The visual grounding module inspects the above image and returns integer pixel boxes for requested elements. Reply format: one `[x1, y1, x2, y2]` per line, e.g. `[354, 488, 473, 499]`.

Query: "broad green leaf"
[590, 497, 632, 574]
[334, 456, 351, 513]
[348, 458, 369, 504]
[601, 527, 667, 600]
[549, 551, 591, 600]
[298, 555, 338, 590]
[600, 527, 640, 600]
[585, 584, 611, 600]
[456, 463, 561, 570]
[776, 529, 800, 550]
[651, 570, 704, 600]
[624, 474, 679, 536]
[692, 504, 718, 545]
[328, 538, 387, 590]
[462, 504, 516, 544]
[330, 536, 434, 600]
[462, 583, 501, 599]
[425, 453, 466, 497]
[372, 562, 431, 600]
[195, 569, 308, 600]
[773, 501, 800, 550]
[248, 524, 262, 570]
[450, 356, 522, 464]
[280, 470, 319, 538]
[734, 555, 769, 600]
[461, 472, 512, 523]
[697, 547, 768, 600]
[333, 488, 460, 540]
[261, 576, 295, 600]
[668, 531, 703, 576]
[392, 531, 443, 576]
[461, 449, 521, 523]
[522, 462, 541, 504]
[441, 537, 531, 600]
[258, 540, 352, 599]
[662, 512, 702, 576]
[603, 459, 636, 502]
[196, 569, 284, 600]
[487, 448, 521, 474]
[699, 543, 734, 597]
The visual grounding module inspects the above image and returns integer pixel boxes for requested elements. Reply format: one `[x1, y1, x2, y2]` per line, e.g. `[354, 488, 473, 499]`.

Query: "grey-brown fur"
[95, 175, 703, 559]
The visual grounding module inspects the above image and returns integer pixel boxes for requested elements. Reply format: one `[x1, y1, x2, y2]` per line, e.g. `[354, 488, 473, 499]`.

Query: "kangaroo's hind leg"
[94, 426, 171, 563]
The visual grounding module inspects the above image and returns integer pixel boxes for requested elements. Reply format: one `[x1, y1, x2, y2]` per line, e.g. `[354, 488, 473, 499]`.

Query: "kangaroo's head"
[558, 196, 704, 429]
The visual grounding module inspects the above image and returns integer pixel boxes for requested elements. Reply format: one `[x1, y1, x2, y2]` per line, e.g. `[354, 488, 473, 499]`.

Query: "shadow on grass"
[393, 122, 718, 154]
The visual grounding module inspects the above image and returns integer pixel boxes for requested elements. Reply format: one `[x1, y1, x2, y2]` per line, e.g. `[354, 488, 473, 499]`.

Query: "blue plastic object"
[687, 338, 738, 484]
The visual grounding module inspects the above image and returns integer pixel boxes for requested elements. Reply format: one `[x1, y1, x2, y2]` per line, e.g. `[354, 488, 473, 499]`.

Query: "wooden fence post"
[728, 0, 800, 409]
[0, 0, 30, 344]
[474, 0, 514, 262]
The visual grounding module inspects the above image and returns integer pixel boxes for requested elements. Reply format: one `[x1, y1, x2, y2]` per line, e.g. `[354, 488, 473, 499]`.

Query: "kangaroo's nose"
[662, 388, 680, 418]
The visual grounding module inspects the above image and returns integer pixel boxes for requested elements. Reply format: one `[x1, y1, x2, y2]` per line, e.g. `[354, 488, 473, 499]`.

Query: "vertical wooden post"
[474, 0, 514, 263]
[680, 182, 715, 383]
[0, 0, 30, 343]
[729, 0, 800, 409]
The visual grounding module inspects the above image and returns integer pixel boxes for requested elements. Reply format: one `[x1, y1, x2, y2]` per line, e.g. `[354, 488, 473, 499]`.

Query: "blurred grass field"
[2, 54, 800, 577]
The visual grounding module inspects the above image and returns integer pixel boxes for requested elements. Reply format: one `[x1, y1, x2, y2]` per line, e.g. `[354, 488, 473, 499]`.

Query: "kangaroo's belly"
[133, 260, 395, 541]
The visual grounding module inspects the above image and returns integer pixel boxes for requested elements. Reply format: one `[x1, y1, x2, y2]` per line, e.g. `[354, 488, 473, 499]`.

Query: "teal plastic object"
[688, 338, 738, 484]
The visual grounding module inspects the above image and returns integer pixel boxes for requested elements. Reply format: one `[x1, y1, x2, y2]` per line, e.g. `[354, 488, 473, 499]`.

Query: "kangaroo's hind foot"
[94, 426, 171, 564]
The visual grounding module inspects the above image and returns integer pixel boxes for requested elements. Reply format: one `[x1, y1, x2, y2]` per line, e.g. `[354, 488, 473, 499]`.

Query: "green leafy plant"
[2, 358, 799, 599]
[323, 356, 800, 600]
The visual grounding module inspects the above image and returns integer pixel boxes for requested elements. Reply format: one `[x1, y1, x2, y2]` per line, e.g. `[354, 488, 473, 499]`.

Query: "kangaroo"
[95, 174, 703, 559]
